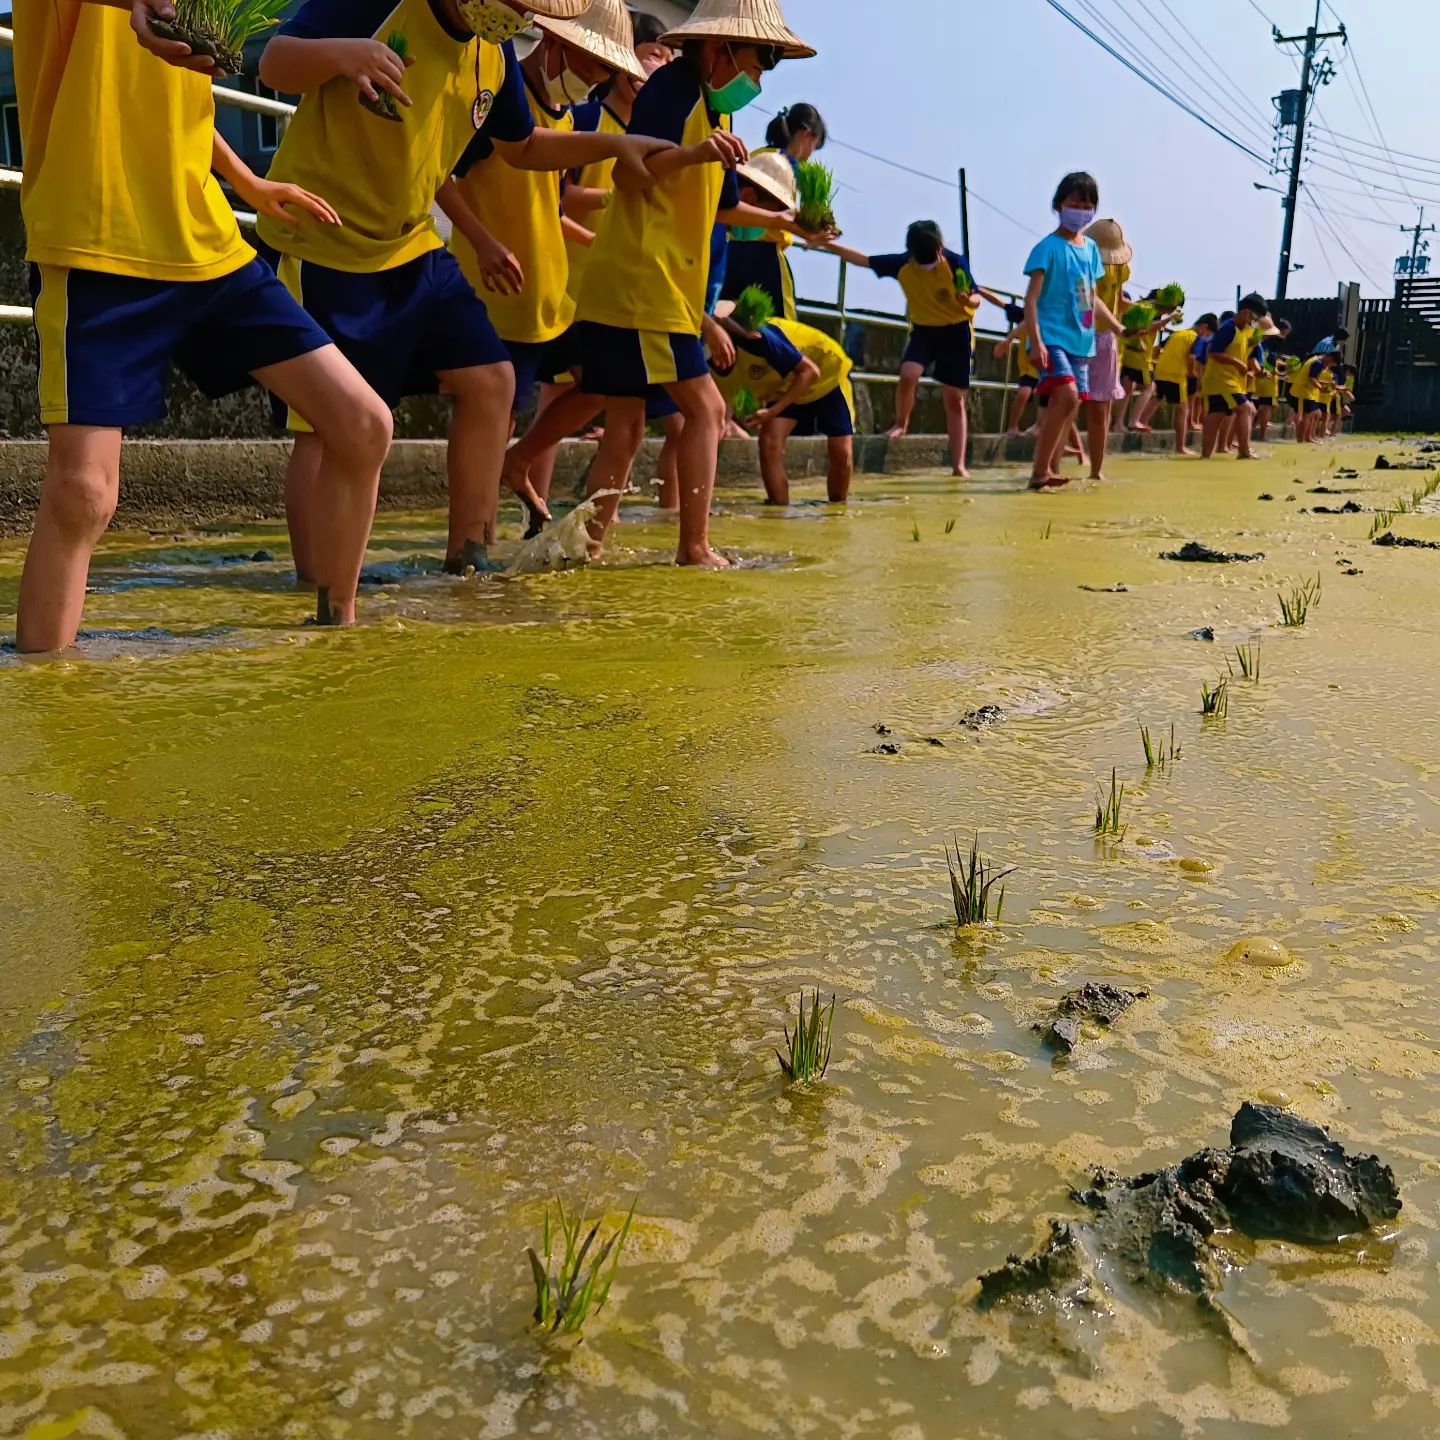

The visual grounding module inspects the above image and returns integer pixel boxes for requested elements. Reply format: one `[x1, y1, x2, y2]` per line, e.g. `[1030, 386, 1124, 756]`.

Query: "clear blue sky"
[738, 0, 1435, 318]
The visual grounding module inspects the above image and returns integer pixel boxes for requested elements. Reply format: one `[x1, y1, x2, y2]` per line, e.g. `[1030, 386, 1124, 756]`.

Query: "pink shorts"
[1088, 330, 1124, 403]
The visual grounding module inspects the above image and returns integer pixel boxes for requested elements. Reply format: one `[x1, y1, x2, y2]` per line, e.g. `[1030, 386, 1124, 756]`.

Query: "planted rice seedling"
[526, 1198, 635, 1338]
[776, 989, 836, 1083]
[1140, 722, 1181, 770]
[911, 519, 922, 543]
[1233, 642, 1261, 682]
[944, 518, 958, 535]
[360, 31, 410, 120]
[1040, 521, 1053, 540]
[946, 835, 1014, 926]
[1278, 575, 1322, 627]
[1093, 769, 1127, 838]
[731, 388, 760, 424]
[148, 0, 290, 75]
[1200, 677, 1229, 718]
[794, 161, 838, 234]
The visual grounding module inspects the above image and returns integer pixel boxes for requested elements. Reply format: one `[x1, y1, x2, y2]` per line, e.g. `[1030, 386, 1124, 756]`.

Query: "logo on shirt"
[473, 90, 495, 130]
[748, 364, 768, 382]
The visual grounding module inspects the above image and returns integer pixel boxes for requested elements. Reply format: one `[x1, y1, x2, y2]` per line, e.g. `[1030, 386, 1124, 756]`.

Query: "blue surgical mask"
[1060, 206, 1095, 233]
[707, 71, 762, 115]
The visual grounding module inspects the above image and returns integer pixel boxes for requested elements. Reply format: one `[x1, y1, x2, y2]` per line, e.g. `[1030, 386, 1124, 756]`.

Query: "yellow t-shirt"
[771, 319, 853, 403]
[259, 0, 515, 274]
[14, 0, 252, 281]
[871, 248, 974, 328]
[1154, 328, 1197, 385]
[1122, 327, 1158, 377]
[565, 101, 626, 301]
[1096, 261, 1130, 318]
[1201, 321, 1255, 398]
[714, 319, 852, 410]
[578, 57, 728, 336]
[1012, 336, 1040, 381]
[451, 77, 574, 345]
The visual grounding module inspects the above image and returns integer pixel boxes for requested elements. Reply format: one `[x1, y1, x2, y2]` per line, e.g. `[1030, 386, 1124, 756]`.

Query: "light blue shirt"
[1024, 233, 1104, 358]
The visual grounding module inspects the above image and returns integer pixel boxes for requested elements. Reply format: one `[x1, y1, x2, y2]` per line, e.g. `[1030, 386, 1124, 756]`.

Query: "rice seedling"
[1154, 282, 1186, 311]
[946, 835, 1014, 926]
[776, 989, 836, 1082]
[360, 31, 409, 120]
[1093, 769, 1127, 838]
[1200, 676, 1229, 718]
[911, 519, 922, 543]
[1040, 521, 1053, 540]
[732, 284, 775, 333]
[1233, 642, 1261, 682]
[794, 161, 838, 234]
[148, 0, 290, 75]
[526, 1198, 635, 1338]
[1278, 575, 1322, 627]
[731, 388, 760, 424]
[1140, 722, 1181, 770]
[944, 517, 958, 535]
[1122, 302, 1156, 333]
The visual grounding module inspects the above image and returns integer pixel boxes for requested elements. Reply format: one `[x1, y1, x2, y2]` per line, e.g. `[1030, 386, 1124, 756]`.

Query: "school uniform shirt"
[565, 99, 626, 299]
[1121, 327, 1158, 378]
[868, 248, 974, 328]
[1300, 356, 1331, 402]
[577, 55, 738, 337]
[1252, 340, 1279, 398]
[1009, 337, 1040, 381]
[259, 0, 533, 273]
[1200, 318, 1254, 398]
[714, 319, 849, 408]
[1024, 233, 1104, 357]
[13, 0, 252, 281]
[451, 74, 574, 345]
[1095, 261, 1130, 320]
[1154, 328, 1198, 385]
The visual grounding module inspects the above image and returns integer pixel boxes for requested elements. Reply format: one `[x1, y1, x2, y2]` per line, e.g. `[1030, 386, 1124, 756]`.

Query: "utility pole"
[1273, 1, 1345, 301]
[1400, 207, 1436, 280]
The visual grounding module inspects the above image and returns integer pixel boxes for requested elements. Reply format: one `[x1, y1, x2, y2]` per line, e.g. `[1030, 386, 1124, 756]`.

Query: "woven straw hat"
[534, 0, 643, 78]
[662, 0, 816, 60]
[1086, 217, 1133, 267]
[737, 148, 797, 209]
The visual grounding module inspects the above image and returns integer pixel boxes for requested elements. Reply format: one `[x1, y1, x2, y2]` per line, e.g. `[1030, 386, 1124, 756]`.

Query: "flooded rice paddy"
[2, 445, 1440, 1438]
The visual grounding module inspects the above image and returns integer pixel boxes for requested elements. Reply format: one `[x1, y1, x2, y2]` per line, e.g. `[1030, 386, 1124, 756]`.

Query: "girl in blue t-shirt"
[1022, 171, 1124, 489]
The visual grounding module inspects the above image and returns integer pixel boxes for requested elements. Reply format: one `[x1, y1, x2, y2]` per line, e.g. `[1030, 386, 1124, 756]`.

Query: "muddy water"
[2, 446, 1439, 1439]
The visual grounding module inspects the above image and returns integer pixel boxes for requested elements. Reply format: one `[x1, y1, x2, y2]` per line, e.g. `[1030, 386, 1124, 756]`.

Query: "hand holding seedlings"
[132, 0, 223, 76]
[333, 36, 415, 109]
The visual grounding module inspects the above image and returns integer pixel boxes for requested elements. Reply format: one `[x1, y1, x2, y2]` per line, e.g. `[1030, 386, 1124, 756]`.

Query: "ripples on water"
[1, 449, 1439, 1438]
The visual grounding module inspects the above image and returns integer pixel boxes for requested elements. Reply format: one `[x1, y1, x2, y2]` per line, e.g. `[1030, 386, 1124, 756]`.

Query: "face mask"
[543, 59, 593, 106]
[459, 0, 532, 44]
[706, 70, 762, 115]
[1059, 206, 1095, 233]
[731, 225, 767, 242]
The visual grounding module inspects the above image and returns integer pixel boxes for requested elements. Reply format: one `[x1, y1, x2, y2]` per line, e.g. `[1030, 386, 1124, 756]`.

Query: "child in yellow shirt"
[13, 0, 392, 650]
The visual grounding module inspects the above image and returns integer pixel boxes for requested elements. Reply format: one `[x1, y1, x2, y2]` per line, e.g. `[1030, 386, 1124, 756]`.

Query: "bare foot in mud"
[952, 466, 971, 479]
[887, 424, 909, 439]
[443, 540, 497, 577]
[1176, 447, 1196, 456]
[304, 587, 353, 627]
[678, 544, 731, 569]
[1028, 474, 1072, 491]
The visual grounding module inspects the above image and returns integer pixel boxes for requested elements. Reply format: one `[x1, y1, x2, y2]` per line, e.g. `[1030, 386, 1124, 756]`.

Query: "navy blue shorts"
[29, 258, 330, 428]
[1154, 380, 1184, 405]
[268, 246, 507, 410]
[1207, 393, 1245, 415]
[577, 322, 708, 400]
[646, 392, 681, 421]
[902, 322, 971, 389]
[1303, 399, 1325, 415]
[785, 385, 855, 439]
[506, 327, 581, 409]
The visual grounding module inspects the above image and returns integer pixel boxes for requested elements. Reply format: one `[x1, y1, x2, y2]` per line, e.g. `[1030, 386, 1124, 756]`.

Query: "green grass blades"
[946, 835, 1015, 926]
[944, 518, 958, 535]
[794, 160, 838, 234]
[1370, 473, 1440, 540]
[732, 284, 775, 333]
[526, 1198, 636, 1338]
[360, 31, 410, 120]
[1278, 575, 1322, 627]
[1093, 769, 1126, 837]
[731, 388, 760, 423]
[152, 0, 290, 74]
[776, 989, 836, 1083]
[1140, 722, 1181, 770]
[1154, 283, 1186, 311]
[1200, 676, 1229, 718]
[1233, 642, 1261, 682]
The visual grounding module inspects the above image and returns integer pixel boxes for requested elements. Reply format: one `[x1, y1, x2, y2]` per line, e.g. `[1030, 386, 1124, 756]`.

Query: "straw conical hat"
[662, 0, 816, 60]
[737, 148, 797, 209]
[463, 0, 592, 26]
[534, 0, 643, 78]
[1086, 217, 1133, 267]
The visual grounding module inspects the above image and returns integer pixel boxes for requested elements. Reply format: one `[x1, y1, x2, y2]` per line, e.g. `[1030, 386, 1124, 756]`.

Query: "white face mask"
[459, 0, 532, 44]
[541, 44, 596, 106]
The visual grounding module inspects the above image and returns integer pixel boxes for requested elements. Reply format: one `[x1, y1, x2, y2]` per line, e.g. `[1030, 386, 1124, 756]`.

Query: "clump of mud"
[1161, 541, 1265, 564]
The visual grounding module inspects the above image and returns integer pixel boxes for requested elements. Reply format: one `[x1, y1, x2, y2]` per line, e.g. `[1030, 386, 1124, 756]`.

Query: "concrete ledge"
[0, 430, 1188, 534]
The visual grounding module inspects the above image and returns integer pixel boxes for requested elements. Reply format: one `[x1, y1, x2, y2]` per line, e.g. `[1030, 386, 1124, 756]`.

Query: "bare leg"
[1114, 378, 1136, 431]
[665, 373, 729, 566]
[436, 360, 515, 571]
[502, 386, 603, 517]
[942, 385, 969, 477]
[1136, 389, 1163, 430]
[655, 412, 683, 511]
[280, 433, 323, 585]
[584, 397, 646, 550]
[826, 435, 853, 503]
[758, 416, 793, 505]
[1085, 399, 1112, 479]
[1234, 401, 1257, 458]
[1201, 409, 1226, 458]
[1175, 398, 1193, 455]
[15, 425, 121, 652]
[1256, 402, 1272, 441]
[1031, 384, 1079, 486]
[1006, 387, 1032, 436]
[525, 380, 573, 505]
[256, 345, 392, 626]
[1131, 382, 1155, 431]
[888, 362, 923, 439]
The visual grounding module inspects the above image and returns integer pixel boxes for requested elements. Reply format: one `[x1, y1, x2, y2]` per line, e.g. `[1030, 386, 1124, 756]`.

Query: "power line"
[1036, 0, 1271, 165]
[1310, 124, 1440, 168]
